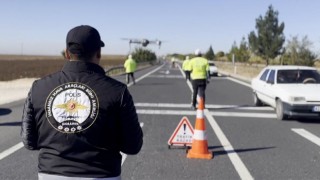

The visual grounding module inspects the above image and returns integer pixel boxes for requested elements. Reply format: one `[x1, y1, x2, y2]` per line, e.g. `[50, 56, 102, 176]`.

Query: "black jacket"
[21, 61, 143, 178]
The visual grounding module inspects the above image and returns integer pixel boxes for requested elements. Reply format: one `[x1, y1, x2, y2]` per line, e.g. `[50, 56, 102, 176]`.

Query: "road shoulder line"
[0, 142, 23, 161]
[204, 109, 254, 180]
[292, 128, 320, 147]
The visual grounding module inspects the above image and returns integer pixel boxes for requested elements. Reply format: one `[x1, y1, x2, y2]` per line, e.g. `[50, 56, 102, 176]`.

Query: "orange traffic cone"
[187, 97, 213, 159]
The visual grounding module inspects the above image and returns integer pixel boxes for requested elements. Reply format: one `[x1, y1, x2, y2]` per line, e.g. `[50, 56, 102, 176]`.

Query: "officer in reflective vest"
[189, 49, 209, 110]
[124, 54, 137, 84]
[182, 56, 191, 81]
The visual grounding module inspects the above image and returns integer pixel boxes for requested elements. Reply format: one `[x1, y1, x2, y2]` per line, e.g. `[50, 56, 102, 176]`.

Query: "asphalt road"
[0, 61, 320, 180]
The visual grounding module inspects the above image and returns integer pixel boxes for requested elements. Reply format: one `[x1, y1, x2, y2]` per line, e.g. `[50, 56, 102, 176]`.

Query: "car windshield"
[209, 63, 215, 66]
[277, 69, 320, 84]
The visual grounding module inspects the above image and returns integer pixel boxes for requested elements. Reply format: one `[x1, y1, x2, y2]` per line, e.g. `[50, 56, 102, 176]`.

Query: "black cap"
[66, 25, 105, 54]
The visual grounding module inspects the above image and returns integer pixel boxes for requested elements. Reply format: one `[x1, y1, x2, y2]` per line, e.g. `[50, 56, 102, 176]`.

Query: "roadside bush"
[131, 48, 156, 63]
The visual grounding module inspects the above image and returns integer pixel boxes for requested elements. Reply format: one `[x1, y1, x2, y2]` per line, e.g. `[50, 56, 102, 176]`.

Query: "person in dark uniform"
[21, 25, 143, 180]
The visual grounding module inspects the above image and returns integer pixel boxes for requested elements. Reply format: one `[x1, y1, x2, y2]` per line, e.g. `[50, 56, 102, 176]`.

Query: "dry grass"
[2, 54, 318, 81]
[215, 61, 264, 79]
[0, 55, 126, 81]
[215, 61, 320, 80]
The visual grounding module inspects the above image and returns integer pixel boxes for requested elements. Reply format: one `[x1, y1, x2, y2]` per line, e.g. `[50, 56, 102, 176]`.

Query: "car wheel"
[276, 99, 287, 120]
[253, 92, 262, 106]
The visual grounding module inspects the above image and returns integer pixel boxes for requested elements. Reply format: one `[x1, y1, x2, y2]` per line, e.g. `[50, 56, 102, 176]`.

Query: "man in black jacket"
[21, 25, 143, 180]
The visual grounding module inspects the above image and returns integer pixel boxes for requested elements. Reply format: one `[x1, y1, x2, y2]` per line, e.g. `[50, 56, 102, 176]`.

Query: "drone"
[121, 38, 163, 49]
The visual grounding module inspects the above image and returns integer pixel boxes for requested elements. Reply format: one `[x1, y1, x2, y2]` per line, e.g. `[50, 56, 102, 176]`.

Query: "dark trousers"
[126, 72, 135, 84]
[184, 71, 191, 81]
[191, 79, 207, 107]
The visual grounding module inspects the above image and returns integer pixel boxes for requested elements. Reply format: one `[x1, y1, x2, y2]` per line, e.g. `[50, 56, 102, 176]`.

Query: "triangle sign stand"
[168, 116, 194, 149]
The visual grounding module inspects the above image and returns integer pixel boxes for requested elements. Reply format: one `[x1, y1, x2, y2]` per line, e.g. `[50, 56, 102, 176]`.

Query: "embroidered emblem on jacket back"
[45, 82, 99, 133]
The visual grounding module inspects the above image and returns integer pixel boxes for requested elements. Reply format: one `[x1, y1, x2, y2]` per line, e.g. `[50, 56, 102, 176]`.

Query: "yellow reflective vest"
[124, 58, 137, 73]
[189, 57, 209, 80]
[182, 59, 191, 71]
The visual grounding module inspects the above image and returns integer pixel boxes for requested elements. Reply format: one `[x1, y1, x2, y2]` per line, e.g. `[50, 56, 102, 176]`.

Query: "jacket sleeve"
[119, 87, 143, 155]
[21, 84, 39, 150]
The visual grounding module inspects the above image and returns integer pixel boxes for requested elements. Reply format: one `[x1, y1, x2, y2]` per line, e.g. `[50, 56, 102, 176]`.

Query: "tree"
[248, 5, 285, 65]
[131, 48, 156, 63]
[227, 38, 250, 62]
[216, 51, 225, 57]
[227, 41, 238, 62]
[238, 37, 250, 62]
[170, 53, 187, 60]
[284, 35, 316, 66]
[205, 45, 215, 60]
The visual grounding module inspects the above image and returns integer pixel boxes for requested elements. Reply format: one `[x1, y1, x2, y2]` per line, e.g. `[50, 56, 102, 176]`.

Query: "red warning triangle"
[168, 116, 194, 146]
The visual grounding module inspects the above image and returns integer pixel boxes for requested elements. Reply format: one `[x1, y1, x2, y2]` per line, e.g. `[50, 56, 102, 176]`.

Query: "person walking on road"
[182, 56, 191, 81]
[124, 54, 137, 85]
[171, 57, 176, 68]
[21, 25, 143, 180]
[189, 49, 210, 110]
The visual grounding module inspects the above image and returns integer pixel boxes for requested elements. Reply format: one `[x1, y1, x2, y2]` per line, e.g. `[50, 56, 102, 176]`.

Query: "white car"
[209, 62, 218, 76]
[251, 65, 320, 120]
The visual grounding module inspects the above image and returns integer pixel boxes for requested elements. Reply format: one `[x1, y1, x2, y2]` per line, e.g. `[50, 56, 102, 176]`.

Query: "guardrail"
[105, 65, 124, 76]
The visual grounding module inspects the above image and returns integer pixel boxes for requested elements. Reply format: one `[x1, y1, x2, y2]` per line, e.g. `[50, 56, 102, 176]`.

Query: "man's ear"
[65, 49, 71, 60]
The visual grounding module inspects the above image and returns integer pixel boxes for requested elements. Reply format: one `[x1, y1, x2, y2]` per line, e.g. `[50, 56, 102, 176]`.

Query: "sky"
[1, 0, 320, 56]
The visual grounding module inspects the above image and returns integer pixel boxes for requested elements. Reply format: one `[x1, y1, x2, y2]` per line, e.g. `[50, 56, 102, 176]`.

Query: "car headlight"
[289, 96, 306, 102]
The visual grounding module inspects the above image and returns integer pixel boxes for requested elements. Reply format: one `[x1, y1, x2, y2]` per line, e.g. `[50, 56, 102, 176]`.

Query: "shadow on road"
[208, 145, 223, 150]
[0, 121, 21, 126]
[295, 117, 320, 124]
[0, 108, 12, 116]
[213, 146, 275, 156]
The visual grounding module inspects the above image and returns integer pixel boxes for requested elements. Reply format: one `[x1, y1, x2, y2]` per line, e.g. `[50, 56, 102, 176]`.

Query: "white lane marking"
[292, 128, 320, 147]
[227, 77, 251, 88]
[177, 64, 193, 91]
[0, 142, 24, 161]
[137, 109, 275, 118]
[208, 111, 276, 118]
[135, 102, 191, 108]
[127, 64, 165, 87]
[147, 75, 184, 78]
[121, 122, 144, 166]
[137, 109, 195, 115]
[204, 109, 254, 180]
[135, 103, 273, 111]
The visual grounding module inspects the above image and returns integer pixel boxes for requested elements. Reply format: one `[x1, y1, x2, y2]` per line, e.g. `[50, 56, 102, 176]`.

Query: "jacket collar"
[62, 60, 105, 75]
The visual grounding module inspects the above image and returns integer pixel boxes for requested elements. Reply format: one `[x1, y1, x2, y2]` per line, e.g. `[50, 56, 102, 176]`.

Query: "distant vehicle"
[121, 38, 163, 49]
[208, 62, 218, 76]
[251, 65, 320, 120]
